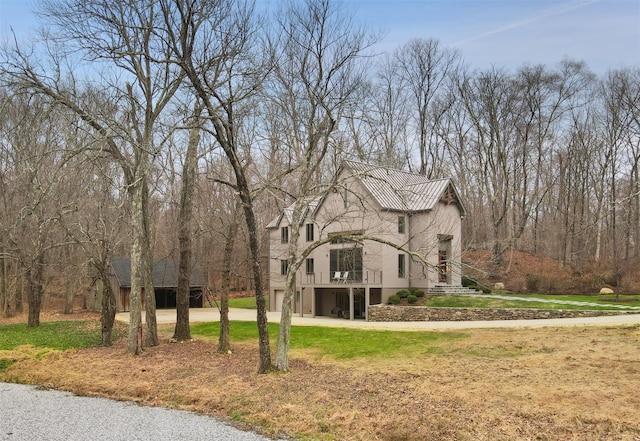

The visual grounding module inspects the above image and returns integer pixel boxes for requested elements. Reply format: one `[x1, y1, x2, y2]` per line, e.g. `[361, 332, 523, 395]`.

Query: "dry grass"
[3, 309, 640, 441]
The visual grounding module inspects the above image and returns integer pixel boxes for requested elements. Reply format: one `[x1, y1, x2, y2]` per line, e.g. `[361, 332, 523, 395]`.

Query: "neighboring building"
[266, 160, 466, 320]
[108, 258, 206, 312]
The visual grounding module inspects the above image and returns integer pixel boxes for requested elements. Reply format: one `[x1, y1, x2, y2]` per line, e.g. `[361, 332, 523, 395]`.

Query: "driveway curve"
[0, 382, 286, 441]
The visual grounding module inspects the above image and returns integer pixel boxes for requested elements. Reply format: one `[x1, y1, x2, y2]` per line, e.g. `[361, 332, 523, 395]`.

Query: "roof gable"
[344, 161, 466, 215]
[266, 196, 323, 229]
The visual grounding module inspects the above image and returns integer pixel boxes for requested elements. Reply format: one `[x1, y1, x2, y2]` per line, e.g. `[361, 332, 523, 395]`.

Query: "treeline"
[0, 0, 638, 364]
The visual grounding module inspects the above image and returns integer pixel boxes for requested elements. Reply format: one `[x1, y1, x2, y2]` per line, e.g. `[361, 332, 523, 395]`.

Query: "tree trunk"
[173, 108, 201, 342]
[275, 281, 295, 371]
[1, 249, 8, 317]
[143, 180, 158, 347]
[218, 210, 239, 353]
[97, 264, 116, 346]
[63, 246, 73, 314]
[127, 181, 145, 355]
[237, 185, 272, 373]
[26, 258, 44, 327]
[64, 277, 74, 314]
[275, 200, 304, 371]
[15, 275, 23, 313]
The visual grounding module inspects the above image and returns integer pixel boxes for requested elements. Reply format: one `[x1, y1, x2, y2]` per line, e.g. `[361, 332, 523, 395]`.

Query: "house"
[108, 258, 207, 312]
[266, 160, 466, 320]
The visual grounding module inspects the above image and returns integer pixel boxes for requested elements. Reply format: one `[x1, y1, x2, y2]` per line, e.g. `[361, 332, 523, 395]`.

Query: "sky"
[1, 0, 638, 75]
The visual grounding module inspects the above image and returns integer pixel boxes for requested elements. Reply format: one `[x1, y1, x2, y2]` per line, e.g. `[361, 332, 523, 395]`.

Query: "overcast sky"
[1, 0, 638, 75]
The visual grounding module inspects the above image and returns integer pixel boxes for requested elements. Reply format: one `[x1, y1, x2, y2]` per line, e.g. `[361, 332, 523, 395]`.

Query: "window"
[280, 259, 289, 276]
[281, 226, 289, 244]
[398, 254, 406, 278]
[398, 216, 406, 234]
[306, 223, 314, 242]
[305, 258, 314, 274]
[330, 248, 363, 282]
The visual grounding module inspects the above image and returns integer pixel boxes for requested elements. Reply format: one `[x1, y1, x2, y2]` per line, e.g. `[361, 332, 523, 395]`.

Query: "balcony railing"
[297, 270, 382, 285]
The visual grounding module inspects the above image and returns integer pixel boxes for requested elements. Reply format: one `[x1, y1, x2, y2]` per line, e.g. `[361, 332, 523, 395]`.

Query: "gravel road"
[0, 383, 285, 441]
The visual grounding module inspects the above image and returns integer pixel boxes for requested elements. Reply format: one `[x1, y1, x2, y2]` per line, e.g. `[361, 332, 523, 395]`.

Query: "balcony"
[296, 270, 382, 286]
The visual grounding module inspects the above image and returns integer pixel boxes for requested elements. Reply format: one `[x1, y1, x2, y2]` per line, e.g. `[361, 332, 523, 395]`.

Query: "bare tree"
[0, 91, 74, 326]
[2, 0, 188, 351]
[266, 0, 378, 371]
[161, 0, 274, 373]
[395, 38, 460, 177]
[172, 101, 203, 342]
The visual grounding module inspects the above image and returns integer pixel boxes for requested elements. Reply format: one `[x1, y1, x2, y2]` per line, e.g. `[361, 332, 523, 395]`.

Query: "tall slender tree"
[161, 0, 274, 373]
[267, 0, 378, 371]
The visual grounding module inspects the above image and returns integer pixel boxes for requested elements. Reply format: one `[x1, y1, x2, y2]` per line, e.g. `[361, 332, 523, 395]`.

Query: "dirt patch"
[3, 311, 640, 441]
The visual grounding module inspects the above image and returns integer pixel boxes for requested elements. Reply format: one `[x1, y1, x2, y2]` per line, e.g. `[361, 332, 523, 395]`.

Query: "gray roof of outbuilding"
[110, 258, 206, 288]
[344, 161, 465, 215]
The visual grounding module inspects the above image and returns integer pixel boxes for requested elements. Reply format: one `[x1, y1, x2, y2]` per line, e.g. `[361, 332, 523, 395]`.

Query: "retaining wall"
[367, 305, 635, 322]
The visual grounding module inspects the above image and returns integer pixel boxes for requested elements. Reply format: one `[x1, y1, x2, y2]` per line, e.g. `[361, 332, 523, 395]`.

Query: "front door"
[438, 250, 448, 283]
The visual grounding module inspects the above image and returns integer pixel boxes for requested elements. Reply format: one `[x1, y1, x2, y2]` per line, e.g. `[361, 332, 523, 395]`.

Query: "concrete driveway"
[116, 307, 640, 330]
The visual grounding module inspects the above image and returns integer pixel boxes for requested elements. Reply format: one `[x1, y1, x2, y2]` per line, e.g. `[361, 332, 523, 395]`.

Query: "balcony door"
[329, 247, 363, 282]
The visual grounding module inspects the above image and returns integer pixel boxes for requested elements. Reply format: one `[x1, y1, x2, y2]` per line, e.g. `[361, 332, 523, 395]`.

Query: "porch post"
[349, 286, 354, 321]
[299, 287, 304, 317]
[365, 286, 370, 321]
[311, 287, 316, 317]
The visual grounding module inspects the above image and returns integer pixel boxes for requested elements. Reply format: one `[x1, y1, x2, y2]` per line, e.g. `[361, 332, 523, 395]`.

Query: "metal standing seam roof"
[266, 161, 465, 229]
[344, 160, 464, 214]
[110, 257, 206, 288]
[266, 196, 322, 229]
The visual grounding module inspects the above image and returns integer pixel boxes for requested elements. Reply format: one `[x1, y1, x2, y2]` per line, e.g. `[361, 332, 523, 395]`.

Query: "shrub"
[525, 275, 540, 292]
[396, 289, 410, 299]
[388, 294, 400, 304]
[407, 287, 426, 298]
[407, 294, 418, 304]
[482, 288, 491, 294]
[462, 275, 477, 288]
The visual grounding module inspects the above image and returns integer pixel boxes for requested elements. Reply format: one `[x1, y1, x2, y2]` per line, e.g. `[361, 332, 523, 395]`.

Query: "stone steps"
[427, 285, 482, 295]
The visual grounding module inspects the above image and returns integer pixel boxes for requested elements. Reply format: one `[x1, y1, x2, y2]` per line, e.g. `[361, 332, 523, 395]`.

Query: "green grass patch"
[190, 321, 467, 360]
[519, 294, 640, 307]
[191, 321, 279, 342]
[422, 294, 640, 310]
[0, 320, 123, 375]
[209, 296, 269, 309]
[227, 297, 258, 309]
[0, 358, 14, 372]
[0, 321, 105, 351]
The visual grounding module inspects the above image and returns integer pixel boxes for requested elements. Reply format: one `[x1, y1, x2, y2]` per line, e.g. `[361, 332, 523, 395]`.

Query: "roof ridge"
[344, 159, 447, 182]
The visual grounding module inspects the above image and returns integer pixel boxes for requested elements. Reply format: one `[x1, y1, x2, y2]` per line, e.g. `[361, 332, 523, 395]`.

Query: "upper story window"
[398, 216, 406, 234]
[398, 254, 406, 278]
[305, 258, 314, 274]
[280, 259, 289, 276]
[281, 226, 289, 244]
[306, 223, 314, 242]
